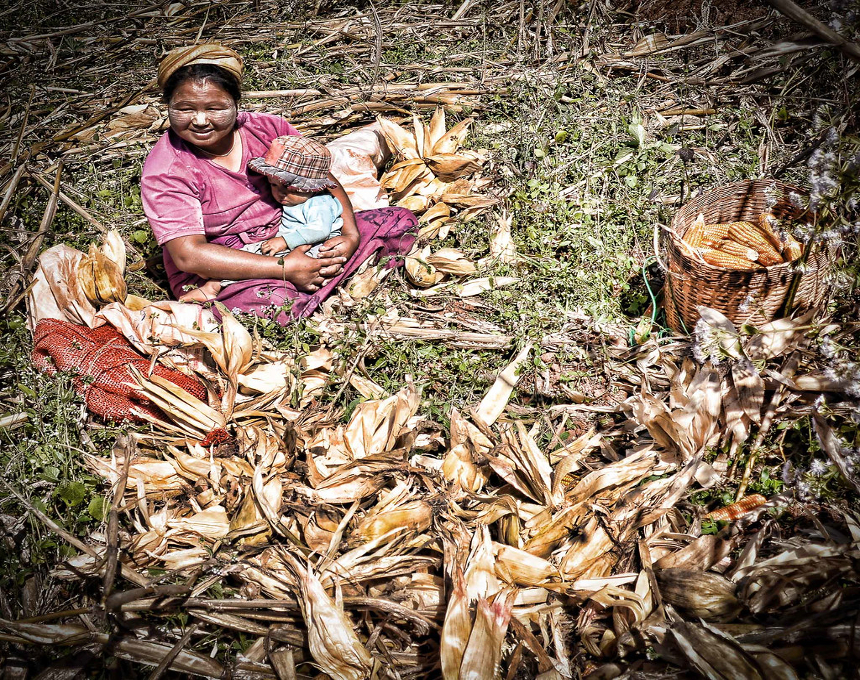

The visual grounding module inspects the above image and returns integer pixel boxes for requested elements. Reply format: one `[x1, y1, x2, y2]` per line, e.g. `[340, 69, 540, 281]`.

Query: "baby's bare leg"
[260, 236, 288, 256]
[179, 279, 222, 302]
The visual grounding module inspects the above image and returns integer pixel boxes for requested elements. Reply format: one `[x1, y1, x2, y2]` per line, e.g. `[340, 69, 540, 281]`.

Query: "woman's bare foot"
[179, 280, 222, 302]
[260, 236, 287, 256]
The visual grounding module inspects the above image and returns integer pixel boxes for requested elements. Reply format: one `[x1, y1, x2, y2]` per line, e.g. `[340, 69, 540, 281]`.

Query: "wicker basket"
[662, 179, 831, 333]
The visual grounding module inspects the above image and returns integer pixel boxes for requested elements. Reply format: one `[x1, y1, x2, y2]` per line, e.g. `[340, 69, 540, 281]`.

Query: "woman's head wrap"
[157, 44, 244, 91]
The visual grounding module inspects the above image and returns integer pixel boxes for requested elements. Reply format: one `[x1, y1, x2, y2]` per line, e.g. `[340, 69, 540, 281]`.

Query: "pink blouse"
[141, 111, 299, 294]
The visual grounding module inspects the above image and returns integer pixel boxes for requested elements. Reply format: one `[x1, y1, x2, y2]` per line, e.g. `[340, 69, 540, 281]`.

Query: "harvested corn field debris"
[1, 0, 860, 678]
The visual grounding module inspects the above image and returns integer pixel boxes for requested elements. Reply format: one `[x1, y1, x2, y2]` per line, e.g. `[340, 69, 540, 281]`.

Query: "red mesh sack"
[32, 318, 209, 423]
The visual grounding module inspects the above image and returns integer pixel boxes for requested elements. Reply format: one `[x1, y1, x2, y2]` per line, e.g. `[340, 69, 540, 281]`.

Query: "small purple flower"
[809, 459, 828, 476]
[764, 184, 780, 210]
[816, 229, 842, 244]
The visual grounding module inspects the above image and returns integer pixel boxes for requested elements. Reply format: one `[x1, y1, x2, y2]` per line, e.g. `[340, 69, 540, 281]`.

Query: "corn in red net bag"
[32, 318, 208, 423]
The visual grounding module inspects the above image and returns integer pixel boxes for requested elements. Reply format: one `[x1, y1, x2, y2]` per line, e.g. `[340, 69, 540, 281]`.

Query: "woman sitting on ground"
[141, 44, 417, 322]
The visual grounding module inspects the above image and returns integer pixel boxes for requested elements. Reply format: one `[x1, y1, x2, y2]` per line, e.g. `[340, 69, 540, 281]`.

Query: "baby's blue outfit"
[221, 193, 343, 287]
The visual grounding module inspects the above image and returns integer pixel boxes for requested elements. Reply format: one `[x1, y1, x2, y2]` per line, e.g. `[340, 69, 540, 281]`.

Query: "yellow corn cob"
[756, 213, 786, 252]
[700, 248, 758, 269]
[726, 222, 783, 266]
[714, 239, 759, 262]
[784, 234, 803, 261]
[683, 213, 708, 248]
[705, 494, 767, 522]
[684, 224, 728, 248]
[699, 222, 732, 248]
[684, 218, 733, 249]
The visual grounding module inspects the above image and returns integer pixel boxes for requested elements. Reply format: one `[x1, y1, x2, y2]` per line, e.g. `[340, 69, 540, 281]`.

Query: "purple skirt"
[213, 206, 416, 323]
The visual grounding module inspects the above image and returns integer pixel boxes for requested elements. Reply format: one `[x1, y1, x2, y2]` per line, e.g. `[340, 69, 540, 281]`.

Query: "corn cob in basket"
[682, 211, 805, 270]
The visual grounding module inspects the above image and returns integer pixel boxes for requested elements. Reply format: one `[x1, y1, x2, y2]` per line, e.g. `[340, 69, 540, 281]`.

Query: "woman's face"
[167, 78, 237, 152]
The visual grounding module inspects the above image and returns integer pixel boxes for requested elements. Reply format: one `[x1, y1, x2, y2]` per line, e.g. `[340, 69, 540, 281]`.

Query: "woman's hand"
[281, 245, 346, 292]
[317, 232, 360, 260]
[165, 234, 345, 293]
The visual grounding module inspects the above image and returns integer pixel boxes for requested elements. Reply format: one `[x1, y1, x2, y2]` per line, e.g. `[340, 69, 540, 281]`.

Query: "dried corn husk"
[377, 113, 490, 223]
[428, 106, 447, 147]
[454, 276, 519, 298]
[352, 500, 432, 543]
[101, 229, 126, 275]
[426, 248, 477, 275]
[441, 567, 471, 679]
[420, 201, 452, 224]
[417, 176, 450, 198]
[345, 263, 389, 299]
[418, 216, 454, 240]
[667, 621, 767, 680]
[124, 293, 151, 311]
[377, 116, 420, 160]
[236, 361, 291, 395]
[406, 246, 446, 287]
[485, 211, 517, 264]
[432, 117, 474, 155]
[494, 543, 555, 585]
[474, 342, 532, 427]
[77, 243, 127, 305]
[397, 194, 429, 212]
[731, 358, 764, 425]
[457, 590, 515, 680]
[464, 526, 502, 601]
[395, 194, 428, 215]
[425, 154, 481, 181]
[285, 555, 374, 680]
[351, 483, 433, 544]
[441, 408, 488, 492]
[168, 505, 229, 539]
[341, 383, 420, 459]
[655, 568, 741, 621]
[129, 365, 225, 437]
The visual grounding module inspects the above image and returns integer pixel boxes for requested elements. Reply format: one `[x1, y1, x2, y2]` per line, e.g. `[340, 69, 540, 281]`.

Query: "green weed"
[0, 312, 120, 617]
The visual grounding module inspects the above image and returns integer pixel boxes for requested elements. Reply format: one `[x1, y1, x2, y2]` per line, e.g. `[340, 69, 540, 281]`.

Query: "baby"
[180, 135, 343, 302]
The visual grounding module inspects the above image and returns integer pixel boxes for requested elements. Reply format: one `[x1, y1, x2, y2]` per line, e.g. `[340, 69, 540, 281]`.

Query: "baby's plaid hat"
[248, 135, 337, 191]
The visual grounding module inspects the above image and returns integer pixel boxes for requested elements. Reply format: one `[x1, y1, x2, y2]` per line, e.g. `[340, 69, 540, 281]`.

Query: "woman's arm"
[166, 235, 347, 292]
[316, 172, 360, 260]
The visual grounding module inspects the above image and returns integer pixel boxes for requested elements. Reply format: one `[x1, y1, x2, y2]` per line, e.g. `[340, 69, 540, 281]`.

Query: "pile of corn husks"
[8, 254, 860, 678]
